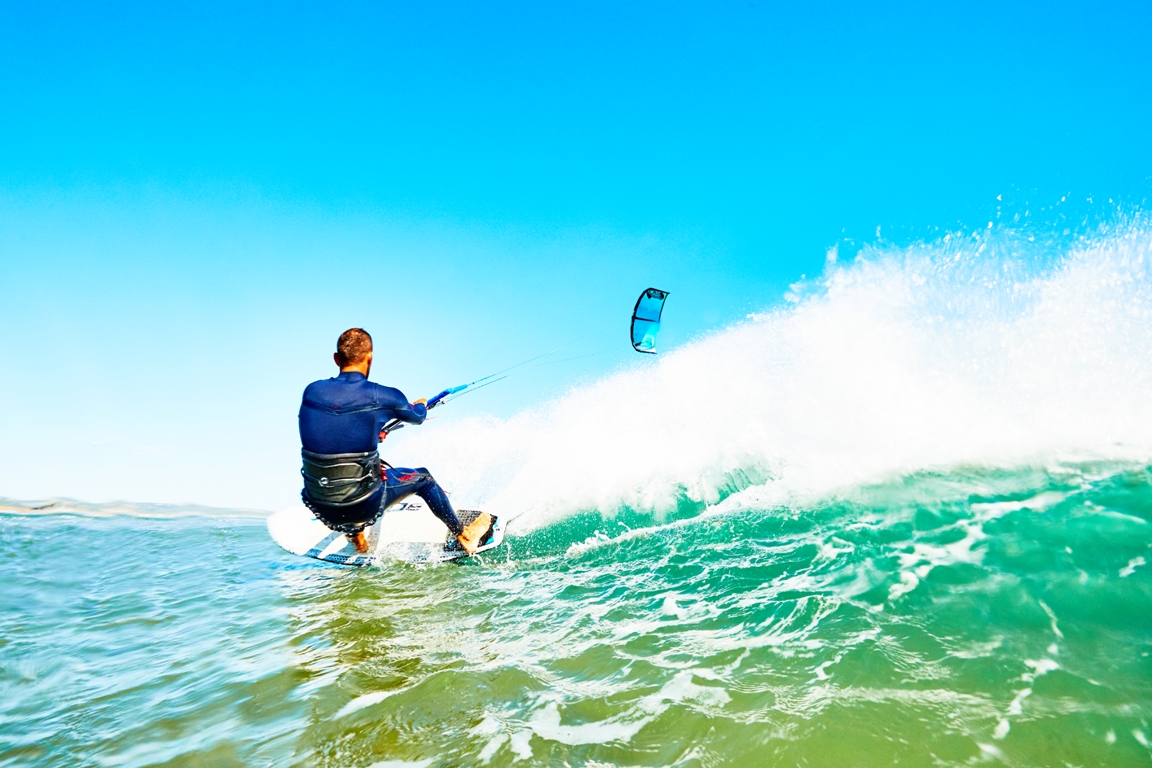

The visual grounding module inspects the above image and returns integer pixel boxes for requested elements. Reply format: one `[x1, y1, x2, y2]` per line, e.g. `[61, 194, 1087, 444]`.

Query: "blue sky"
[2, 0, 1150, 508]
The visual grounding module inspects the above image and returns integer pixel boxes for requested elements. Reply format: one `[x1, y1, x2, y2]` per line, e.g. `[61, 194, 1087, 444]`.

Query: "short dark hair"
[336, 328, 373, 366]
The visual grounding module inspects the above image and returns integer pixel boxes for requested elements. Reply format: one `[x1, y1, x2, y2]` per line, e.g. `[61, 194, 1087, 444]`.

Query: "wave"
[399, 216, 1152, 532]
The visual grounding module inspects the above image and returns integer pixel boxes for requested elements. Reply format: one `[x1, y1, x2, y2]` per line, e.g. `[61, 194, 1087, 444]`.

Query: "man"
[298, 328, 492, 554]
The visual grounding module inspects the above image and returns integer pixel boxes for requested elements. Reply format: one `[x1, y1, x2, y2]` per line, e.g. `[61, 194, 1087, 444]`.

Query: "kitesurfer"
[298, 328, 492, 554]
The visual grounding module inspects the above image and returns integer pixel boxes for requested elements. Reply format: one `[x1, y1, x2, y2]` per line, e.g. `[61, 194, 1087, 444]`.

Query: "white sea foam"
[1120, 556, 1146, 577]
[527, 700, 651, 746]
[401, 220, 1152, 531]
[335, 689, 397, 718]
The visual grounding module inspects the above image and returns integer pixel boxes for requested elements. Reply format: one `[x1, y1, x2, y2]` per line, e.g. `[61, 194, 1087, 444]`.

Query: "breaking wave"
[402, 216, 1152, 531]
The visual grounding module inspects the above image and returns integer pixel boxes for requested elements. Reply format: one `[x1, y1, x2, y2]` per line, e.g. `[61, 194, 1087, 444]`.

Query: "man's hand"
[412, 398, 427, 406]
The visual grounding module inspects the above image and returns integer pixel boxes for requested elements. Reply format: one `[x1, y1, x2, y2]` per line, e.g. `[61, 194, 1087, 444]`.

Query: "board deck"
[267, 498, 504, 565]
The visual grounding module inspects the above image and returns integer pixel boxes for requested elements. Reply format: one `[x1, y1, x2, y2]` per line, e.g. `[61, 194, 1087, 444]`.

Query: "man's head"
[335, 328, 373, 374]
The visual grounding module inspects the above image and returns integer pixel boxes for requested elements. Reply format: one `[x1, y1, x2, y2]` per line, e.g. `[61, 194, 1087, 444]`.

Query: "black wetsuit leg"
[383, 467, 464, 535]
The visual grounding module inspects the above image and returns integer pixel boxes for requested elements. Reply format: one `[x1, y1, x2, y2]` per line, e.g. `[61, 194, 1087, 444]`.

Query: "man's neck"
[340, 364, 370, 377]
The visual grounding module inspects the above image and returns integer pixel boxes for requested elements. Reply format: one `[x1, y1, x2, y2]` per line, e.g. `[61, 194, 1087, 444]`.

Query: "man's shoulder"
[301, 375, 406, 408]
[371, 382, 408, 404]
[302, 376, 336, 395]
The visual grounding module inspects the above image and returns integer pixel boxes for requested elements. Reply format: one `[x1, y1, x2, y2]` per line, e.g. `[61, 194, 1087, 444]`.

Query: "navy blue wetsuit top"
[299, 371, 427, 454]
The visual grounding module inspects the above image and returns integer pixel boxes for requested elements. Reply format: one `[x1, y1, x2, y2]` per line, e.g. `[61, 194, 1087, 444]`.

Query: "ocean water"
[4, 219, 1152, 767]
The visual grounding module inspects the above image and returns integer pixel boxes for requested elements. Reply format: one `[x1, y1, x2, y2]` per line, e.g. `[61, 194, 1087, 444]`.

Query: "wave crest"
[402, 219, 1152, 530]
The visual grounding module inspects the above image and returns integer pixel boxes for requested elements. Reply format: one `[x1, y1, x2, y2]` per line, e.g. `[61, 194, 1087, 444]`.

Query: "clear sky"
[1, 0, 1150, 509]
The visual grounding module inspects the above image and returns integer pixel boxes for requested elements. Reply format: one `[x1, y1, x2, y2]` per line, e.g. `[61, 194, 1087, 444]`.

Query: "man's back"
[299, 371, 426, 454]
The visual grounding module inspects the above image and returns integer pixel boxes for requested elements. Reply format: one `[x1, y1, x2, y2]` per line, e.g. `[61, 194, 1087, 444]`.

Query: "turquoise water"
[3, 461, 1152, 766]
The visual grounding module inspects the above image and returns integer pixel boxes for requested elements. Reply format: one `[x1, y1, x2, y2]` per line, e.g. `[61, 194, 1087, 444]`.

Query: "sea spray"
[401, 218, 1152, 530]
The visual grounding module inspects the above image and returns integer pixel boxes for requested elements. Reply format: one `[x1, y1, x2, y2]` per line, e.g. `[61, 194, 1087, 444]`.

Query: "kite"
[631, 288, 669, 354]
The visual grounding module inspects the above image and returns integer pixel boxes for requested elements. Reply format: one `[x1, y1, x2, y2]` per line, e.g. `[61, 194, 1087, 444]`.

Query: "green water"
[3, 461, 1152, 767]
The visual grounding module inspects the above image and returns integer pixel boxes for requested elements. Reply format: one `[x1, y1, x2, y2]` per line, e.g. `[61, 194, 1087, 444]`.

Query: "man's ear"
[334, 352, 343, 368]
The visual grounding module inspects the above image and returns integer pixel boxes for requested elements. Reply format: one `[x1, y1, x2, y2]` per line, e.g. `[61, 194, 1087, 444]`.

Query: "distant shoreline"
[0, 496, 270, 520]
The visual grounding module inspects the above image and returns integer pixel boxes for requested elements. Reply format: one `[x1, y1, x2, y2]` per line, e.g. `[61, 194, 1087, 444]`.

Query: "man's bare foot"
[456, 513, 493, 555]
[346, 530, 369, 553]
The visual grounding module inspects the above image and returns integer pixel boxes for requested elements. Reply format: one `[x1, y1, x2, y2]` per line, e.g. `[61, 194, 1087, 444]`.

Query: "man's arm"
[376, 385, 428, 426]
[396, 399, 428, 425]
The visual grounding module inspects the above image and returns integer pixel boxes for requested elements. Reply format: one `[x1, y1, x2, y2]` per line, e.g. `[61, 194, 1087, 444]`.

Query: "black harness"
[300, 449, 387, 534]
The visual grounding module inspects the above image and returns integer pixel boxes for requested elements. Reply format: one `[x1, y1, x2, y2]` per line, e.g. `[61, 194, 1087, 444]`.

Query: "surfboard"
[267, 498, 504, 566]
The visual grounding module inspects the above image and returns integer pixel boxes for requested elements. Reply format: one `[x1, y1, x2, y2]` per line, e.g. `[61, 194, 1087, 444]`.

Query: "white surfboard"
[267, 498, 505, 566]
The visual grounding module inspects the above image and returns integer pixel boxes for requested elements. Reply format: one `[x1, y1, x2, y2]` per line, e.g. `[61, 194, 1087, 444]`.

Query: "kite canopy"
[631, 288, 670, 353]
